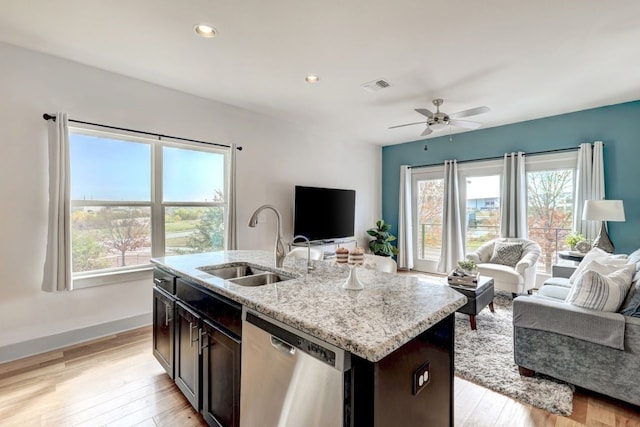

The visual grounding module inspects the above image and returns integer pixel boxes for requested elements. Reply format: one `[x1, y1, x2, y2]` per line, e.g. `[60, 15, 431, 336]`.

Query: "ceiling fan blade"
[388, 121, 427, 129]
[420, 127, 433, 137]
[415, 108, 434, 118]
[449, 106, 490, 119]
[450, 119, 482, 129]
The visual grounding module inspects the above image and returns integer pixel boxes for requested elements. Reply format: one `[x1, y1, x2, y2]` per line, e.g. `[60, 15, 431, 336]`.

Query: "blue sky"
[69, 133, 225, 202]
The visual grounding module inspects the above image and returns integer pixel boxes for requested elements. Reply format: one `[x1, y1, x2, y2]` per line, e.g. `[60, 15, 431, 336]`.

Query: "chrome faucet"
[293, 235, 315, 272]
[248, 205, 285, 268]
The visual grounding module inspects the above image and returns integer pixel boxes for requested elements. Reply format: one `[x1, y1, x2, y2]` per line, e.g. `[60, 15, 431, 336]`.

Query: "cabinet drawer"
[176, 278, 242, 339]
[153, 268, 176, 294]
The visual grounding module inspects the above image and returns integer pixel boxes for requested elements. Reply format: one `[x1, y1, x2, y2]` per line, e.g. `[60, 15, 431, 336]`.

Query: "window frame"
[69, 126, 230, 289]
[409, 152, 578, 275]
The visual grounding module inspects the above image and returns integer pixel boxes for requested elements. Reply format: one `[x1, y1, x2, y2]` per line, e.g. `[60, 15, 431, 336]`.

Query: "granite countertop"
[152, 250, 466, 362]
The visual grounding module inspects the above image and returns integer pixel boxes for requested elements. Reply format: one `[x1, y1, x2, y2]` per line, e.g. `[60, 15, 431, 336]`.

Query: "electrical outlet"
[412, 360, 430, 395]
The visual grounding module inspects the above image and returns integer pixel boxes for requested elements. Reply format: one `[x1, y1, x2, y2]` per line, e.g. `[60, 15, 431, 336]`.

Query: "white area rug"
[454, 291, 574, 416]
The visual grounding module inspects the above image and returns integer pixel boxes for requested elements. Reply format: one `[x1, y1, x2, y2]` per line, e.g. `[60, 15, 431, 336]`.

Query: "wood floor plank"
[1, 326, 639, 426]
[454, 376, 489, 426]
[153, 400, 205, 427]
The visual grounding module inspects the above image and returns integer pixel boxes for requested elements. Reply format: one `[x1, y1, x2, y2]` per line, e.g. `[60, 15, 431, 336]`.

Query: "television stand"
[290, 238, 357, 259]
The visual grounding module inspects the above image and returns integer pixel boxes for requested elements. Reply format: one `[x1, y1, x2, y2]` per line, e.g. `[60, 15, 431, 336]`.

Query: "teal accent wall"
[382, 100, 640, 255]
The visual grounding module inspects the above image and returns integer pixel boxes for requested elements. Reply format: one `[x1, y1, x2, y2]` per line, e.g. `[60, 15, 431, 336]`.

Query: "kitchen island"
[151, 250, 466, 427]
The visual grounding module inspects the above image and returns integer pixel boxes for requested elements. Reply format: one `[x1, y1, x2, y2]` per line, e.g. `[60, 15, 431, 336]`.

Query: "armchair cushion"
[477, 262, 522, 284]
[488, 241, 523, 267]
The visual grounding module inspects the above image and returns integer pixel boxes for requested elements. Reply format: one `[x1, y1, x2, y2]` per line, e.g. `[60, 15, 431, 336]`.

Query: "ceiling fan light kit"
[389, 98, 489, 137]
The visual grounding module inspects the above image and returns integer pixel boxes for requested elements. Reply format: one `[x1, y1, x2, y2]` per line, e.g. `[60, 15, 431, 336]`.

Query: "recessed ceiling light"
[194, 24, 217, 38]
[305, 75, 320, 83]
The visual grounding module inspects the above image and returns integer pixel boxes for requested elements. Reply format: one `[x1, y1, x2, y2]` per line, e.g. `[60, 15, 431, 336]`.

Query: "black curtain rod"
[408, 146, 586, 169]
[42, 113, 242, 151]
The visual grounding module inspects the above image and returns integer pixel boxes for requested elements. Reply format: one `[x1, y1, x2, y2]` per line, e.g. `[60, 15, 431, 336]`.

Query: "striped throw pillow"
[488, 241, 523, 267]
[566, 262, 635, 312]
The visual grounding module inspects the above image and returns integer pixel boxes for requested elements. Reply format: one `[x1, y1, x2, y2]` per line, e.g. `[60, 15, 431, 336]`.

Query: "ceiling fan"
[389, 99, 490, 137]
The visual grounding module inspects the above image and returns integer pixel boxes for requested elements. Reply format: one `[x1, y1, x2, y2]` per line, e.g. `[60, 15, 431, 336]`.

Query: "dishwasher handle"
[270, 336, 296, 355]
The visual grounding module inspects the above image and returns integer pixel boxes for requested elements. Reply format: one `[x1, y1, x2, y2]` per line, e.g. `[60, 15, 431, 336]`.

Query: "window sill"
[72, 266, 154, 290]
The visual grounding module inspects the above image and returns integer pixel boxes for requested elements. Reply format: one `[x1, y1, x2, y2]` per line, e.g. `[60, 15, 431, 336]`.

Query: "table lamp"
[582, 199, 625, 253]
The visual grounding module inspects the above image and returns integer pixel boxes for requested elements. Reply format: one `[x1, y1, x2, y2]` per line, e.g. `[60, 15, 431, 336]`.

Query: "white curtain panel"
[573, 141, 605, 239]
[397, 165, 414, 270]
[438, 160, 464, 273]
[225, 143, 238, 250]
[500, 152, 528, 238]
[42, 113, 72, 292]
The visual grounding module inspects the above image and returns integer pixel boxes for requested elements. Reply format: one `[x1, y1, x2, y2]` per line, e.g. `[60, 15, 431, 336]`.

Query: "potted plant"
[367, 219, 399, 257]
[457, 259, 477, 276]
[565, 232, 585, 251]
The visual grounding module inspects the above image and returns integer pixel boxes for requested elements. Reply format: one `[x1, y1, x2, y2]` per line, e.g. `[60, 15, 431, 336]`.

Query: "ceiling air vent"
[361, 78, 392, 93]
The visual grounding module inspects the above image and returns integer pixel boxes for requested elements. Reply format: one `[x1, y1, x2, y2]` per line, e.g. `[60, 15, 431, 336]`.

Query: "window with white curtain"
[410, 151, 577, 274]
[69, 127, 229, 288]
[525, 151, 577, 274]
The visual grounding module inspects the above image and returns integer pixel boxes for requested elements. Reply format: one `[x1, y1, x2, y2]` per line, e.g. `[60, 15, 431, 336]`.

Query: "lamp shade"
[582, 200, 626, 222]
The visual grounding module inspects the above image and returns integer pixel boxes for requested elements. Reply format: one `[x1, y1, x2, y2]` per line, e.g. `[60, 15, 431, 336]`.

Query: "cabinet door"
[175, 302, 201, 410]
[152, 288, 175, 378]
[202, 319, 241, 427]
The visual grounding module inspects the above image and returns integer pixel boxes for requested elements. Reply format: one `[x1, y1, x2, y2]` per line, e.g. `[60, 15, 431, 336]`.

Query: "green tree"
[72, 233, 109, 272]
[99, 208, 150, 267]
[527, 170, 573, 272]
[417, 179, 444, 258]
[186, 207, 225, 252]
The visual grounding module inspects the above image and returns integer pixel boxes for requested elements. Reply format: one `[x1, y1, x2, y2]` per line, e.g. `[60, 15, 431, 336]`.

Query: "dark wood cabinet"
[202, 319, 241, 427]
[153, 269, 242, 426]
[175, 301, 202, 411]
[152, 287, 175, 378]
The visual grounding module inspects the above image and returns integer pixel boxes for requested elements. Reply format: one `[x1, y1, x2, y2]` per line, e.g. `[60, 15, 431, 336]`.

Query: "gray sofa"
[513, 249, 640, 406]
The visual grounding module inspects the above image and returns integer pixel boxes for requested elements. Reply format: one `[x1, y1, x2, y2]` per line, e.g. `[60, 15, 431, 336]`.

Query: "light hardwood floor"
[1, 327, 639, 427]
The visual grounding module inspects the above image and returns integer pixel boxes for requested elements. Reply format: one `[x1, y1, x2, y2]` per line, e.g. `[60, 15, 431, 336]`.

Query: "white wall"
[0, 42, 380, 361]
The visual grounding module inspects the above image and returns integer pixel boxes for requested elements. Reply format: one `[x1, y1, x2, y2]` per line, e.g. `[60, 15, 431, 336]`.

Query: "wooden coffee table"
[448, 276, 495, 330]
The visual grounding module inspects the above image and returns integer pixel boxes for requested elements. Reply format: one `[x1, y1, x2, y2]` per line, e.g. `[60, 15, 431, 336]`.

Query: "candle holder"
[342, 264, 364, 290]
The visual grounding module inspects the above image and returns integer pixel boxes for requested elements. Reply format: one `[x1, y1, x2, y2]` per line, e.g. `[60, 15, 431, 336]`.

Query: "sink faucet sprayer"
[293, 235, 315, 272]
[248, 205, 285, 268]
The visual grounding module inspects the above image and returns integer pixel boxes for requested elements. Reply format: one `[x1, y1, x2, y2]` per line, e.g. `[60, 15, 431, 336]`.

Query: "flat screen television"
[293, 186, 356, 242]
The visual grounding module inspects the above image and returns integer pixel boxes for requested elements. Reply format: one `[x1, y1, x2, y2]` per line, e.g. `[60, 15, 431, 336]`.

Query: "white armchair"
[466, 238, 541, 295]
[363, 254, 398, 273]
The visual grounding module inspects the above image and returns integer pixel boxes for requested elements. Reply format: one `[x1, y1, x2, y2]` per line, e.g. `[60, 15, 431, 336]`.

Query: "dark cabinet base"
[153, 269, 241, 427]
[351, 314, 454, 427]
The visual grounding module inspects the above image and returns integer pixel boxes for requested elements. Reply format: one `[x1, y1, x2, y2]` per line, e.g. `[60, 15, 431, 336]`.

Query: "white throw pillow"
[566, 263, 635, 312]
[569, 248, 627, 284]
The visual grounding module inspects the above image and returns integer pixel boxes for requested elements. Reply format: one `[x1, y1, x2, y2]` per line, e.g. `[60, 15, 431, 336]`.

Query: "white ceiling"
[2, 0, 640, 146]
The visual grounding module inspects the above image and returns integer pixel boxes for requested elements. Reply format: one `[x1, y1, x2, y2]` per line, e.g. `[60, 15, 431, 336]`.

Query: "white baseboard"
[0, 313, 152, 364]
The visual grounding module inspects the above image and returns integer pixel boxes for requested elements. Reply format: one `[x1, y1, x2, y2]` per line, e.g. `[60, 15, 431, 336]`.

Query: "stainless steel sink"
[229, 272, 294, 287]
[197, 263, 266, 279]
[197, 263, 294, 286]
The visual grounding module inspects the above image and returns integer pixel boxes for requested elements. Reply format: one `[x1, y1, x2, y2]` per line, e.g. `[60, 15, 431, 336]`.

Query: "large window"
[410, 152, 577, 275]
[525, 152, 576, 274]
[412, 172, 444, 271]
[69, 128, 229, 284]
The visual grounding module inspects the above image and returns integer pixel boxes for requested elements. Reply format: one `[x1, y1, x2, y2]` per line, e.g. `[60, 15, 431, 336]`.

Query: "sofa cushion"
[569, 247, 627, 284]
[488, 241, 523, 267]
[513, 296, 626, 350]
[620, 289, 640, 317]
[566, 263, 635, 312]
[538, 277, 572, 300]
[619, 273, 640, 316]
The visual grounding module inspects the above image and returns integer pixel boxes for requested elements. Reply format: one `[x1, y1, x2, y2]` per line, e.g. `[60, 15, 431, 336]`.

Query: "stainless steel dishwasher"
[240, 308, 351, 427]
